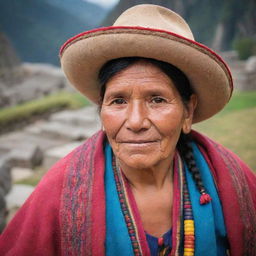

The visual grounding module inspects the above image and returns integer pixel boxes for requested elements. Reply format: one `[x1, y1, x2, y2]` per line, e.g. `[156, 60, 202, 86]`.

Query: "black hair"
[98, 57, 193, 106]
[98, 57, 207, 198]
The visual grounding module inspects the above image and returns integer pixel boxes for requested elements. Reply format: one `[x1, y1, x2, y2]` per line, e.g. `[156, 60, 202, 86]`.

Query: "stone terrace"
[0, 105, 101, 218]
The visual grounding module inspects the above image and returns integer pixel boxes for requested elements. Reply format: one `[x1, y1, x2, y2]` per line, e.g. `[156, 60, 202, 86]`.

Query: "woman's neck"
[117, 157, 173, 191]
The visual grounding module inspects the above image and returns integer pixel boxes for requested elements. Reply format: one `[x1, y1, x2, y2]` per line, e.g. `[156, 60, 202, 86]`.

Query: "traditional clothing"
[0, 130, 255, 256]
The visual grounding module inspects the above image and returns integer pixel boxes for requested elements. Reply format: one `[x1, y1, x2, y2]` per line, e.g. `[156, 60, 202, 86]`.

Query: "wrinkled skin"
[100, 61, 197, 237]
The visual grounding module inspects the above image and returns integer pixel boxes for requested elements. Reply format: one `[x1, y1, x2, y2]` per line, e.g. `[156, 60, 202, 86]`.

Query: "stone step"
[5, 184, 35, 210]
[3, 74, 65, 106]
[0, 130, 68, 154]
[0, 156, 12, 195]
[5, 184, 35, 223]
[44, 142, 82, 169]
[34, 121, 100, 141]
[0, 106, 101, 170]
[49, 106, 100, 127]
[0, 131, 69, 168]
[11, 167, 35, 183]
[7, 144, 43, 169]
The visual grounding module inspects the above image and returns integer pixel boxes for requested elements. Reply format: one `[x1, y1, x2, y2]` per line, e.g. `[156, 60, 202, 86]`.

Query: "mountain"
[0, 0, 108, 65]
[101, 0, 256, 51]
[0, 32, 23, 86]
[46, 0, 107, 28]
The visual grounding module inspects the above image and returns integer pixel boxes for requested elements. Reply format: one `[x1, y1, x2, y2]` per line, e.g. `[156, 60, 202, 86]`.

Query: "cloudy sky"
[85, 0, 119, 8]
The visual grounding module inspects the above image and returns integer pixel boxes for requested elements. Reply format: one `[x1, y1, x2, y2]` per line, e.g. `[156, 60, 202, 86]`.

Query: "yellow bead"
[184, 248, 195, 252]
[184, 220, 194, 225]
[184, 252, 194, 256]
[184, 224, 194, 229]
[184, 231, 194, 235]
[185, 227, 194, 232]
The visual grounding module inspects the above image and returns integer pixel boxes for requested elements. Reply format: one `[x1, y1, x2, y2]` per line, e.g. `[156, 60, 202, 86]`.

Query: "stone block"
[0, 156, 12, 195]
[38, 121, 99, 141]
[0, 130, 68, 154]
[0, 188, 7, 233]
[44, 142, 82, 169]
[50, 106, 100, 127]
[5, 184, 34, 209]
[246, 56, 256, 73]
[8, 144, 43, 168]
[11, 167, 34, 183]
[2, 72, 66, 107]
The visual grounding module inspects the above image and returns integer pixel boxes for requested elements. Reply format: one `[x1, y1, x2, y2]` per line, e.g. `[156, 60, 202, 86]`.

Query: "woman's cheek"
[158, 118, 183, 159]
[159, 136, 176, 159]
[101, 110, 121, 152]
[101, 108, 117, 131]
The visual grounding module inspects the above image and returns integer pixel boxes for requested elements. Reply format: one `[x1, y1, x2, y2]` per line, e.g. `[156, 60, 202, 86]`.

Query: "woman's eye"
[151, 97, 166, 104]
[111, 98, 126, 105]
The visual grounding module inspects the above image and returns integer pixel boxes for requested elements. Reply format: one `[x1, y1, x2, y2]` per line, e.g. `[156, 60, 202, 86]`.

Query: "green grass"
[0, 91, 90, 133]
[220, 91, 256, 114]
[15, 167, 47, 187]
[194, 91, 256, 171]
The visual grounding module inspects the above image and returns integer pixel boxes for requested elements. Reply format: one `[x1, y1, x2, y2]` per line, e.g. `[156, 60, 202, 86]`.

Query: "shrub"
[233, 37, 256, 60]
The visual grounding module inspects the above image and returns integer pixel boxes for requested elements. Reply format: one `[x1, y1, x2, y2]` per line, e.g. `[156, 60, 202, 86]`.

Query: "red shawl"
[0, 130, 255, 255]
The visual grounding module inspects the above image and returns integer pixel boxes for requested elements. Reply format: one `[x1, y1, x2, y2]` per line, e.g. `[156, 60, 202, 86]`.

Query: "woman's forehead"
[104, 62, 175, 91]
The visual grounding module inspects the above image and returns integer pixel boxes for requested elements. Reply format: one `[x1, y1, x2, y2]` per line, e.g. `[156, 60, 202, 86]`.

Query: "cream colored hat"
[60, 4, 233, 123]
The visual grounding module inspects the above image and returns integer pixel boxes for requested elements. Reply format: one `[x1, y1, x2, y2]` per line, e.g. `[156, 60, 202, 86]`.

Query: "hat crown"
[113, 4, 194, 40]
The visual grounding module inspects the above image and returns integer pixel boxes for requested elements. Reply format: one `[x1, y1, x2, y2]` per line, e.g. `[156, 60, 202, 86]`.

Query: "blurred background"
[0, 0, 255, 231]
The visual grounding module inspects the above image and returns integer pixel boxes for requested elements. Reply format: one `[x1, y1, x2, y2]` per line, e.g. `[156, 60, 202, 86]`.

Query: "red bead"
[200, 193, 212, 205]
[158, 237, 164, 246]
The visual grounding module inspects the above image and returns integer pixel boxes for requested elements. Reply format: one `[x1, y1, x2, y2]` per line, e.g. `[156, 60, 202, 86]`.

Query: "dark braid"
[177, 133, 206, 195]
[98, 57, 211, 204]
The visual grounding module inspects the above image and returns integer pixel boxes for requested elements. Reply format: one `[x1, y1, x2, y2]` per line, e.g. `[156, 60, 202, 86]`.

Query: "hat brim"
[60, 26, 233, 123]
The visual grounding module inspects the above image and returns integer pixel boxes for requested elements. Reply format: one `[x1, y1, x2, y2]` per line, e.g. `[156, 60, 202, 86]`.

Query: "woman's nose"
[125, 101, 150, 132]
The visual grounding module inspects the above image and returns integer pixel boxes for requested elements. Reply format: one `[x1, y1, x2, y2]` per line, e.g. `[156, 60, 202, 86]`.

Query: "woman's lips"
[119, 140, 159, 144]
[118, 140, 160, 148]
[121, 140, 156, 144]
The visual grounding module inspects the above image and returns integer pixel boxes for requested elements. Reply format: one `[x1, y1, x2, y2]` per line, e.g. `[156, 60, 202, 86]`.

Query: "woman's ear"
[182, 94, 198, 134]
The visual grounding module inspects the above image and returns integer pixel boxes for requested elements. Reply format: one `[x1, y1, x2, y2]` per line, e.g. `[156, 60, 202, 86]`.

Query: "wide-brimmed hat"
[60, 4, 233, 123]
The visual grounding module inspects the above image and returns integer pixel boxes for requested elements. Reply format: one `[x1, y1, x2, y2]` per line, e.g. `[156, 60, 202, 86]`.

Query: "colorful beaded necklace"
[182, 161, 195, 256]
[112, 155, 195, 256]
[112, 156, 143, 256]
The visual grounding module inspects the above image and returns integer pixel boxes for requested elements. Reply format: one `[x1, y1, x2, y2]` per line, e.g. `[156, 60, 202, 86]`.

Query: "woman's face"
[100, 61, 196, 170]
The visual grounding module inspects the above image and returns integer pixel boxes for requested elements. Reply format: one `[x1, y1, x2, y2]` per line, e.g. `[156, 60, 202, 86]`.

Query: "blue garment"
[146, 229, 172, 256]
[105, 142, 228, 255]
[105, 144, 134, 256]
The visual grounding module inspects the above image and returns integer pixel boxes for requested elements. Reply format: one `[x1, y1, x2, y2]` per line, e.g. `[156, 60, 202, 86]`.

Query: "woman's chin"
[118, 153, 162, 170]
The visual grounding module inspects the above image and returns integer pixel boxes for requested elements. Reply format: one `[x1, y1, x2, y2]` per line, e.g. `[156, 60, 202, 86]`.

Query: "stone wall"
[0, 62, 73, 108]
[0, 32, 24, 86]
[0, 32, 73, 108]
[221, 51, 256, 91]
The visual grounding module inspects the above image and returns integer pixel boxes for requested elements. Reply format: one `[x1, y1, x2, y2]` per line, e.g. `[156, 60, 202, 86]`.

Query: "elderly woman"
[0, 4, 255, 256]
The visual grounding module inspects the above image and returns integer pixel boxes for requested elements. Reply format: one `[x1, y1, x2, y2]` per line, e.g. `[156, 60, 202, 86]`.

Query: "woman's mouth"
[122, 140, 157, 144]
[119, 140, 160, 149]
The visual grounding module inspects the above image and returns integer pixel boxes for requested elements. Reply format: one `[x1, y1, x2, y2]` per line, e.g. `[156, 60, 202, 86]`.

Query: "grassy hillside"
[194, 91, 256, 171]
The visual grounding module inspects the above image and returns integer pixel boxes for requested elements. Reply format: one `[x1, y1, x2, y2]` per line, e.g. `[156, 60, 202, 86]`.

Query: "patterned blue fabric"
[185, 143, 228, 256]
